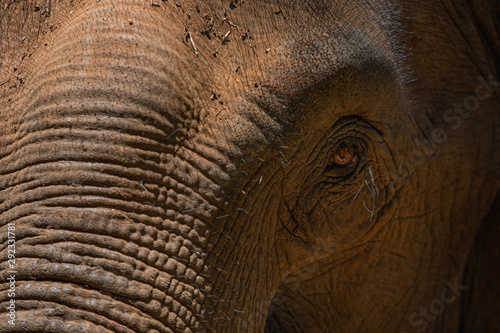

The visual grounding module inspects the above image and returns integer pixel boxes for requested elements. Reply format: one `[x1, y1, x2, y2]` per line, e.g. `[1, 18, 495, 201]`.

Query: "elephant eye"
[325, 137, 365, 177]
[330, 148, 358, 167]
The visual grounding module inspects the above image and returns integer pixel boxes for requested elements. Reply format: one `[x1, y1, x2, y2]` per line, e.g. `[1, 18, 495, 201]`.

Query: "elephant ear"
[495, 1, 500, 72]
[467, 0, 500, 77]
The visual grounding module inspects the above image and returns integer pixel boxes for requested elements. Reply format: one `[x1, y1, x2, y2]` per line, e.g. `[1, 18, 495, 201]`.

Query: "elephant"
[1, 0, 499, 332]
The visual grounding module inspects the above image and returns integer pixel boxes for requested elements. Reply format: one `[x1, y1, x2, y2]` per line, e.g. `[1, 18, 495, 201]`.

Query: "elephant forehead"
[265, 23, 398, 94]
[183, 0, 406, 131]
[251, 23, 401, 126]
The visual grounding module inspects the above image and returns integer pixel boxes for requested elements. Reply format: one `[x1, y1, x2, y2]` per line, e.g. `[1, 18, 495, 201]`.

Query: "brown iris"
[325, 137, 365, 177]
[333, 148, 356, 166]
[332, 148, 357, 166]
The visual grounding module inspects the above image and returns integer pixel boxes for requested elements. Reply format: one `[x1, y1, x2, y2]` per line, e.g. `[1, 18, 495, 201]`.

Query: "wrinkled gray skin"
[1, 0, 499, 332]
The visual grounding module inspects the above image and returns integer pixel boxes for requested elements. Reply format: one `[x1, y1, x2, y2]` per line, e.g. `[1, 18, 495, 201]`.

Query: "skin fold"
[0, 0, 499, 332]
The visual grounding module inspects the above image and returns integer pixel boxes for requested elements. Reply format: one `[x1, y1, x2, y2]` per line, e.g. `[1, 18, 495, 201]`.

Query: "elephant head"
[1, 0, 499, 332]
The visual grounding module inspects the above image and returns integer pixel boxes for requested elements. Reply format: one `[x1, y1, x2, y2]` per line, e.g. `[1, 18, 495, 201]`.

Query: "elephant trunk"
[0, 1, 263, 332]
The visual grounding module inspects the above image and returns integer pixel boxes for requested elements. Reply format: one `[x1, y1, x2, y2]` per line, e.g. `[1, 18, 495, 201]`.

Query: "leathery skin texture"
[0, 0, 499, 332]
